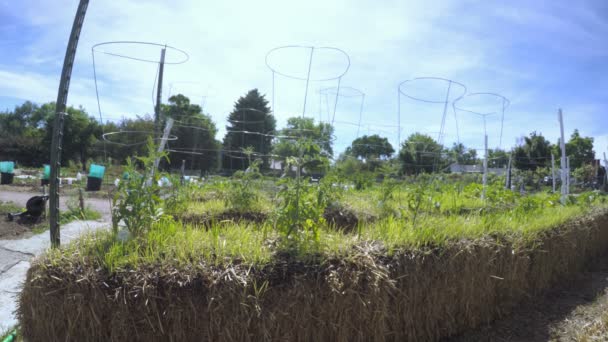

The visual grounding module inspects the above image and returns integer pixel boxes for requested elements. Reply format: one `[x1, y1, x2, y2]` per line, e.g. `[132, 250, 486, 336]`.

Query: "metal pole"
[566, 156, 571, 193]
[302, 47, 314, 118]
[356, 94, 365, 138]
[154, 48, 167, 137]
[558, 109, 567, 204]
[506, 152, 512, 190]
[551, 153, 556, 193]
[482, 134, 488, 200]
[438, 81, 452, 146]
[272, 71, 275, 115]
[152, 119, 174, 180]
[397, 89, 401, 151]
[180, 159, 186, 185]
[331, 77, 342, 125]
[49, 0, 89, 248]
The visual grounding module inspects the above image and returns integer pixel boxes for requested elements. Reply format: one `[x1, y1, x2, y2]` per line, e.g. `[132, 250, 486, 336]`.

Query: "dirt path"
[446, 256, 608, 341]
[0, 190, 111, 221]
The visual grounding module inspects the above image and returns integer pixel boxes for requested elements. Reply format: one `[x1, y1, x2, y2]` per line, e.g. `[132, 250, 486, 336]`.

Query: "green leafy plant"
[273, 139, 332, 245]
[111, 138, 168, 238]
[225, 148, 262, 212]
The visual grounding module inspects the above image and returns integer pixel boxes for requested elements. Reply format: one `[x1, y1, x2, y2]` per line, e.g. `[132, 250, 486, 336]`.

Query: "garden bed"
[18, 208, 608, 341]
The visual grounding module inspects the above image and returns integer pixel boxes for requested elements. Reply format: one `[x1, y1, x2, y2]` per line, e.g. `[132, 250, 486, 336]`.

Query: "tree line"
[0, 89, 601, 178]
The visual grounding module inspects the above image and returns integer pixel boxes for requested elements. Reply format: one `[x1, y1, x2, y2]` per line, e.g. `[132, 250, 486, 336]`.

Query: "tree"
[0, 101, 50, 166]
[398, 133, 445, 174]
[448, 142, 477, 165]
[97, 115, 155, 165]
[346, 134, 394, 160]
[272, 117, 334, 166]
[513, 132, 553, 171]
[223, 89, 276, 170]
[556, 129, 595, 170]
[162, 94, 219, 173]
[487, 148, 509, 168]
[42, 103, 101, 169]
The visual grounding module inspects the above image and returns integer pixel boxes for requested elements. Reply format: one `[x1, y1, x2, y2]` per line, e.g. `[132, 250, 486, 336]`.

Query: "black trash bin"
[86, 176, 102, 191]
[0, 172, 13, 185]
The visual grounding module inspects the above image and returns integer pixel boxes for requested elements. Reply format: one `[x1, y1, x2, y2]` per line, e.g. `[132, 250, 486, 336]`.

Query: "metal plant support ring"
[397, 77, 467, 149]
[265, 45, 351, 120]
[318, 86, 366, 136]
[102, 131, 179, 147]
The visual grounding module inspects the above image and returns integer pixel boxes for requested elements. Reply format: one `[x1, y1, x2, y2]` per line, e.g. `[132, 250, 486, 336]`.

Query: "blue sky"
[0, 0, 607, 158]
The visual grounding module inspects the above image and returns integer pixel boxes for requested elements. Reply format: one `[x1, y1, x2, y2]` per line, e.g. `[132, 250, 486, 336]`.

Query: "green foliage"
[225, 154, 262, 212]
[60, 194, 102, 224]
[161, 94, 219, 172]
[559, 129, 595, 169]
[273, 140, 339, 245]
[223, 89, 276, 170]
[513, 131, 553, 171]
[487, 148, 510, 168]
[398, 133, 446, 174]
[449, 142, 478, 165]
[42, 103, 101, 169]
[272, 117, 334, 168]
[346, 134, 394, 160]
[111, 139, 169, 237]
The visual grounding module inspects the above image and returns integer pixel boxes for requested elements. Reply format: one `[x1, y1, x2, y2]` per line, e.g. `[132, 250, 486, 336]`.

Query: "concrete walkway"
[0, 220, 109, 331]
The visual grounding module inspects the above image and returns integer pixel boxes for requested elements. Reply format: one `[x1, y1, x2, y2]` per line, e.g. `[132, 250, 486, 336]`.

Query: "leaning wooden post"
[48, 0, 89, 248]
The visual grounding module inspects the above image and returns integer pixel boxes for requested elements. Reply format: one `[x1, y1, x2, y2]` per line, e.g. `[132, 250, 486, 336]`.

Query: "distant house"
[269, 159, 298, 172]
[449, 163, 507, 176]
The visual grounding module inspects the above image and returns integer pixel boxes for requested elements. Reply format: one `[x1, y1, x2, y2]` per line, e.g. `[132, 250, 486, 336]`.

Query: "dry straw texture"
[18, 211, 608, 342]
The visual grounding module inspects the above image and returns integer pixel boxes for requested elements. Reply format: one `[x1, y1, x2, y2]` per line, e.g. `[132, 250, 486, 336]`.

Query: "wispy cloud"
[0, 0, 606, 157]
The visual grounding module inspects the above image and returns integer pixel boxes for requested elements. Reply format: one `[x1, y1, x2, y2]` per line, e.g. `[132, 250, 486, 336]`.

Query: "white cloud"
[1, 0, 607, 157]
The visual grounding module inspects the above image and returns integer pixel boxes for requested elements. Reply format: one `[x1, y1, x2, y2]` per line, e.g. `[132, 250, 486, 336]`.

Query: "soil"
[0, 203, 39, 240]
[446, 255, 608, 342]
[0, 219, 38, 240]
[323, 205, 359, 232]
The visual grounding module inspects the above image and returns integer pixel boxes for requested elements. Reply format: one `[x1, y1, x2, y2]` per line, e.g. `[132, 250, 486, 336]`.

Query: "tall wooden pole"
[154, 48, 167, 137]
[49, 0, 89, 248]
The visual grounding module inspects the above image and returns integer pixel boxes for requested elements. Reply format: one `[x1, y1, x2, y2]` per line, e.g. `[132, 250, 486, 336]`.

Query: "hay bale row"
[18, 211, 608, 341]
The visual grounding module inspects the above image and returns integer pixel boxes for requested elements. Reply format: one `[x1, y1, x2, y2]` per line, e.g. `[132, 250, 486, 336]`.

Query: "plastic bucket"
[89, 164, 105, 179]
[0, 172, 13, 184]
[0, 161, 14, 173]
[86, 177, 102, 191]
[43, 165, 51, 180]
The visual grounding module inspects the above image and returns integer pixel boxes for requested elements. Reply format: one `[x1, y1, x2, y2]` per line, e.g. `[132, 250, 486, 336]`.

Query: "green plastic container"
[43, 165, 51, 180]
[0, 161, 14, 173]
[89, 164, 105, 179]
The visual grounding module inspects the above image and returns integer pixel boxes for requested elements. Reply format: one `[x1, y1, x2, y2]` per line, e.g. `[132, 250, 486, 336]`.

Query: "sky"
[0, 0, 607, 159]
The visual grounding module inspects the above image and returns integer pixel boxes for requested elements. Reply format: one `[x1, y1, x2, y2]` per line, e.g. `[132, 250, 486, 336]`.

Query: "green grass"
[51, 190, 608, 273]
[0, 201, 21, 214]
[42, 172, 608, 272]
